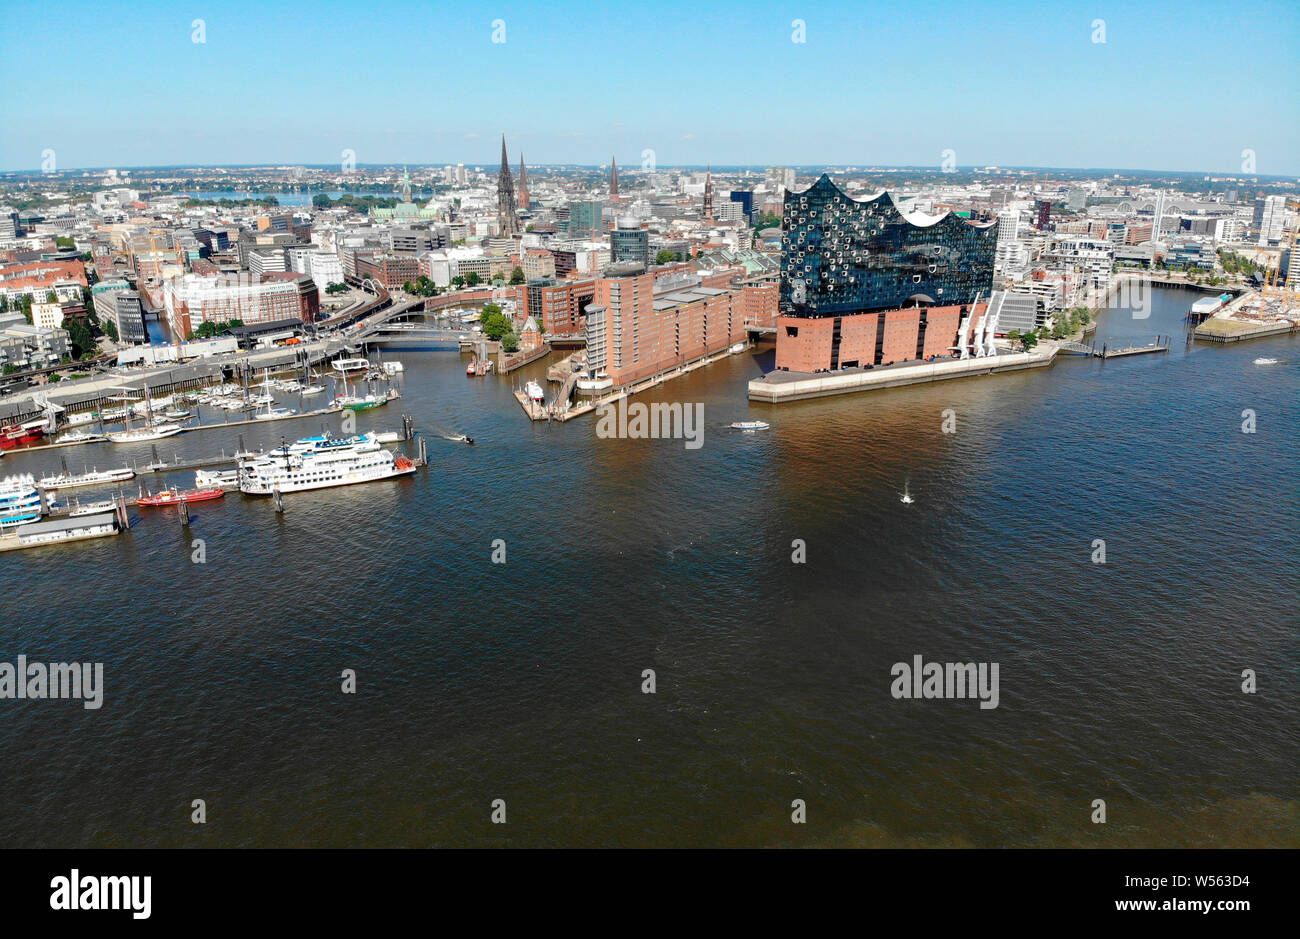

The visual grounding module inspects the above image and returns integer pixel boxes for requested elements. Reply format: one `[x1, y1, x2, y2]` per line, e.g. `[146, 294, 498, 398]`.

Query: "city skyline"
[1, 0, 1296, 175]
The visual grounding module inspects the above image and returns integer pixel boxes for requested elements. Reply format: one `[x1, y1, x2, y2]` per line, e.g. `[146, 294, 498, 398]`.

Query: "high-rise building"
[996, 209, 1020, 245]
[610, 217, 650, 269]
[497, 135, 521, 237]
[729, 190, 755, 223]
[1035, 199, 1051, 230]
[765, 167, 796, 195]
[568, 200, 605, 236]
[1258, 195, 1286, 245]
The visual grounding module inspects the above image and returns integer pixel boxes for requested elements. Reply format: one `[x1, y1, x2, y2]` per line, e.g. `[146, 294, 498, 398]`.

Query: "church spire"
[497, 133, 520, 237]
[609, 155, 620, 203]
[703, 164, 714, 221]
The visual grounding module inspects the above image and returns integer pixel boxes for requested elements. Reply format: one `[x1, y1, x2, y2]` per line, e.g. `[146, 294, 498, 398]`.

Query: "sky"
[1, 0, 1297, 175]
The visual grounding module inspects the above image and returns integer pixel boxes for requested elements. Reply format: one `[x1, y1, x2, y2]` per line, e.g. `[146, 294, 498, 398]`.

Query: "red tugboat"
[136, 486, 225, 507]
[0, 423, 45, 450]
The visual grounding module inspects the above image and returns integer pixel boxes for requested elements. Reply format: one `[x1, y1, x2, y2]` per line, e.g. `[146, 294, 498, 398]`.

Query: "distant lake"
[181, 190, 402, 206]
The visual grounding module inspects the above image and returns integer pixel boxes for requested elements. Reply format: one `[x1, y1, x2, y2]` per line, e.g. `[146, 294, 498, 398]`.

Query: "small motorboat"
[729, 420, 770, 431]
[1253, 357, 1278, 365]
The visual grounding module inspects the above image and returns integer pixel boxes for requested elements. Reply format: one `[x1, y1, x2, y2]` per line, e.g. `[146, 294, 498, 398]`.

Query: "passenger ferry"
[0, 475, 44, 529]
[37, 466, 135, 491]
[238, 436, 417, 495]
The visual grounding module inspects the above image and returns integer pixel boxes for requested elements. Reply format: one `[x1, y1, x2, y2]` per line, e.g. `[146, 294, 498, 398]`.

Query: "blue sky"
[1, 0, 1296, 174]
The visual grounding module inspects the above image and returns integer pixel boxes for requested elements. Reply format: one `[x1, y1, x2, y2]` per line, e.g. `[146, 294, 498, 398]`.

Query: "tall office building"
[610, 217, 650, 269]
[730, 190, 754, 222]
[1258, 194, 1286, 245]
[996, 209, 1020, 246]
[765, 167, 796, 195]
[497, 135, 521, 237]
[1035, 199, 1051, 230]
[568, 200, 605, 236]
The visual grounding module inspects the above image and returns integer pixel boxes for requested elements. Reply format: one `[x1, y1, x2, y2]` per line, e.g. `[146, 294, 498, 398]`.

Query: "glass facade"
[780, 175, 996, 317]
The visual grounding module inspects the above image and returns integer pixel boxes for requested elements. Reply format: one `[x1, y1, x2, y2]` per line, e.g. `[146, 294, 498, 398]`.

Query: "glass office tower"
[779, 175, 996, 317]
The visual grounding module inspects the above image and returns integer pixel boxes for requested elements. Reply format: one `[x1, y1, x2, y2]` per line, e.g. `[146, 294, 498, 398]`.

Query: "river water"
[1, 285, 1296, 847]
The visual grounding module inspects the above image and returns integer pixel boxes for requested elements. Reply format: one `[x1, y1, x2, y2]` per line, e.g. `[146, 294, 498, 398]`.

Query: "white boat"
[0, 474, 43, 529]
[300, 384, 326, 396]
[729, 420, 770, 431]
[332, 357, 370, 373]
[106, 423, 184, 444]
[729, 342, 747, 354]
[901, 482, 914, 504]
[68, 498, 117, 517]
[382, 361, 404, 374]
[1253, 357, 1278, 365]
[58, 431, 106, 444]
[238, 437, 416, 495]
[38, 466, 135, 491]
[105, 385, 185, 444]
[525, 380, 545, 402]
[164, 409, 191, 421]
[194, 468, 240, 489]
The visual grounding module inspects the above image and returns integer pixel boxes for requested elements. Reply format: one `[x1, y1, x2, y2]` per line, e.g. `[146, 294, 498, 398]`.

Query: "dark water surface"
[1, 286, 1296, 847]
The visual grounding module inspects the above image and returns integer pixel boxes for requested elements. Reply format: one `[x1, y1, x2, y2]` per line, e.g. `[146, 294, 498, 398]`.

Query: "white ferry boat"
[0, 475, 44, 529]
[38, 466, 135, 491]
[237, 437, 417, 495]
[525, 380, 546, 402]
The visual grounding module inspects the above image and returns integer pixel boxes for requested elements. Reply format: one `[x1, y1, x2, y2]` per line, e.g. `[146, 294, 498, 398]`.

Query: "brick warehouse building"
[584, 264, 779, 386]
[774, 175, 995, 373]
[775, 301, 990, 372]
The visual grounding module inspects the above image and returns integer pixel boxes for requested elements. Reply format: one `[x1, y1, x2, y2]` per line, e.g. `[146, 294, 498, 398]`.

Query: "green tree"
[102, 318, 118, 343]
[312, 193, 333, 209]
[55, 236, 75, 249]
[465, 272, 482, 286]
[500, 331, 519, 353]
[1020, 329, 1039, 352]
[655, 249, 676, 265]
[46, 290, 58, 303]
[509, 267, 525, 285]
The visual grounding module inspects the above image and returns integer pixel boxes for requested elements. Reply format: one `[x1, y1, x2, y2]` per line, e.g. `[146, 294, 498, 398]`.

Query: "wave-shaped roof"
[789, 174, 997, 231]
